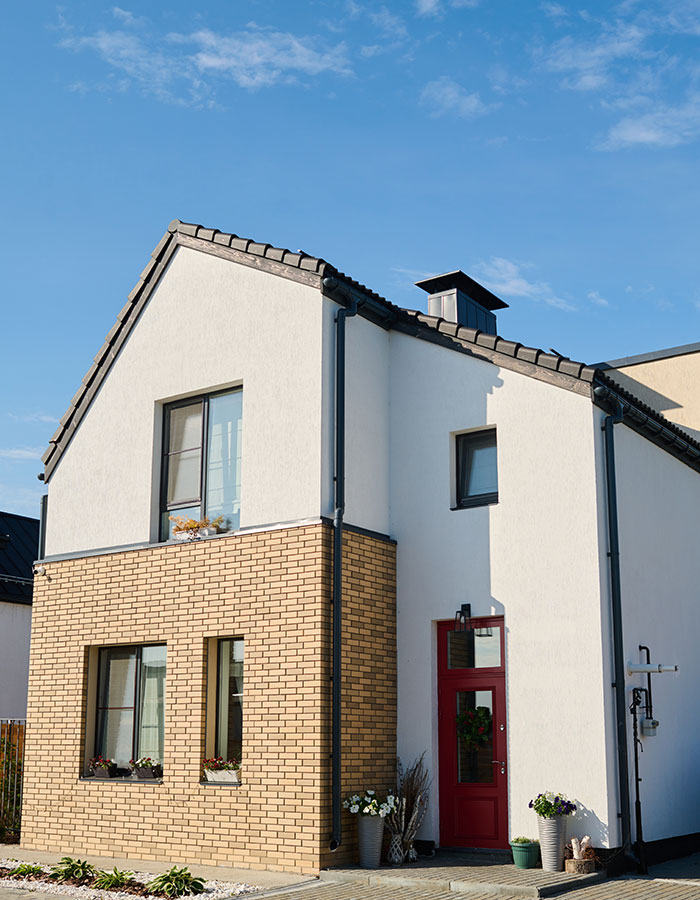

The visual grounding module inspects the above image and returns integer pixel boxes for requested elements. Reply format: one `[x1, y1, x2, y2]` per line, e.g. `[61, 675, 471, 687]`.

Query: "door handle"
[491, 760, 506, 774]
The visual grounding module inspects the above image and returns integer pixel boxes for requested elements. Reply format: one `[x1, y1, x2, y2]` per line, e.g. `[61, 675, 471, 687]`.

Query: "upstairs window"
[455, 428, 498, 509]
[160, 389, 242, 540]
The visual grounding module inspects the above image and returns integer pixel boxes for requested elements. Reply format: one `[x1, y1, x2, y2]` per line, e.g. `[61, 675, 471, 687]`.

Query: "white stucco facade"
[41, 231, 700, 856]
[613, 424, 700, 844]
[0, 601, 32, 719]
[386, 331, 614, 846]
[45, 247, 328, 555]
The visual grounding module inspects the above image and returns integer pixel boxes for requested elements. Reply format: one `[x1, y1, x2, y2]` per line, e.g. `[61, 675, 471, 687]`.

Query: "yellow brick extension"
[22, 524, 396, 874]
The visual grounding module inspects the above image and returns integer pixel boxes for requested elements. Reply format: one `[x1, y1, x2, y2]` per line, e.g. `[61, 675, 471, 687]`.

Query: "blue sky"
[3, 0, 700, 517]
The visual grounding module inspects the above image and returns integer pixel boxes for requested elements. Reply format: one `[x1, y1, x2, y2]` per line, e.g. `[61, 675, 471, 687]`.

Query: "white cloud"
[471, 257, 576, 311]
[0, 484, 45, 519]
[368, 7, 408, 40]
[540, 22, 650, 91]
[59, 18, 351, 103]
[7, 413, 59, 424]
[0, 447, 44, 460]
[599, 95, 700, 148]
[420, 76, 491, 118]
[112, 8, 141, 27]
[588, 290, 610, 307]
[415, 0, 478, 17]
[179, 29, 352, 88]
[541, 2, 569, 20]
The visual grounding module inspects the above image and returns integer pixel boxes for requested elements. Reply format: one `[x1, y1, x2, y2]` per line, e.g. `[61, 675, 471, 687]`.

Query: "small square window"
[455, 429, 498, 509]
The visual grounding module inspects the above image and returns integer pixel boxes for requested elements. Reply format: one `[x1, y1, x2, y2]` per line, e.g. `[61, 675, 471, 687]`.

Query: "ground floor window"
[95, 644, 166, 769]
[216, 638, 243, 761]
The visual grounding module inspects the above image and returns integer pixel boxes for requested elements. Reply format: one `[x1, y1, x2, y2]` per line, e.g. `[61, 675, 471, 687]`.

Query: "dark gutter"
[325, 276, 362, 852]
[593, 383, 635, 867]
[38, 494, 48, 561]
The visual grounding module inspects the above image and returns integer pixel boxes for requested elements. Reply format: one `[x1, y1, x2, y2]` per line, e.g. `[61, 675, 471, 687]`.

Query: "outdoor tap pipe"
[627, 663, 679, 675]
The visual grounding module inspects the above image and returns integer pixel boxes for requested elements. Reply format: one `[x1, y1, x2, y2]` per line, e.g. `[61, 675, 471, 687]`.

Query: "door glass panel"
[456, 690, 494, 784]
[169, 404, 202, 453]
[448, 627, 501, 669]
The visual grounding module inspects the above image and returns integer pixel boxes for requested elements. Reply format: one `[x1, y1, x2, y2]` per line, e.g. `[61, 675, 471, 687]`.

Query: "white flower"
[366, 789, 375, 795]
[350, 805, 359, 814]
[343, 800, 350, 808]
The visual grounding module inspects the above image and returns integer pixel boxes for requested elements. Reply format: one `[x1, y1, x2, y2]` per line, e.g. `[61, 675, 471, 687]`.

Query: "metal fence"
[0, 719, 25, 842]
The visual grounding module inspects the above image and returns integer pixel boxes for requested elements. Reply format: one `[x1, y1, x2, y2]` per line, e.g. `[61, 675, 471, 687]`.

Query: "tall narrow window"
[455, 429, 498, 509]
[161, 389, 242, 539]
[216, 638, 244, 762]
[95, 644, 166, 771]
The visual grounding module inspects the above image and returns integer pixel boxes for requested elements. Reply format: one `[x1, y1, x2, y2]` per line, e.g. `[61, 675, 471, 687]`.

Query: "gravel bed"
[0, 860, 260, 900]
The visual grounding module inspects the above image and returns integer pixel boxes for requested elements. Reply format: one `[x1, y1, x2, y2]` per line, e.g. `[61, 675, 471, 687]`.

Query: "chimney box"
[415, 270, 508, 336]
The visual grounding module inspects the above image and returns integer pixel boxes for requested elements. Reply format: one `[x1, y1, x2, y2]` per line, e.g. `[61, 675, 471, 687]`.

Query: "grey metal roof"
[0, 511, 39, 604]
[40, 218, 700, 482]
[597, 341, 700, 370]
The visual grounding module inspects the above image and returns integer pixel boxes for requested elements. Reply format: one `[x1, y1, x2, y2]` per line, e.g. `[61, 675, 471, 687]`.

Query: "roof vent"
[415, 270, 508, 336]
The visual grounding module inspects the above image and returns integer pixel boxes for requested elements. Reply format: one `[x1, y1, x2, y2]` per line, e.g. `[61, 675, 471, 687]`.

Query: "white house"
[23, 219, 700, 873]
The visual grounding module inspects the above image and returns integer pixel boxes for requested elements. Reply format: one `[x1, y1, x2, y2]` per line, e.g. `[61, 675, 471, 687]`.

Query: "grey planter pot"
[537, 815, 567, 872]
[358, 814, 384, 869]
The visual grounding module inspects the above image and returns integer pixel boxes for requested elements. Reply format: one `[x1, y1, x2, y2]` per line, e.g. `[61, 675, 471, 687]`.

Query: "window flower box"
[130, 758, 163, 779]
[202, 757, 240, 784]
[89, 757, 118, 778]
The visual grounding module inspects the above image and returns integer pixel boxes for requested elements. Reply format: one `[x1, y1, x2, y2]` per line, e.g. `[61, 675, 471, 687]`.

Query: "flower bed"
[0, 860, 259, 900]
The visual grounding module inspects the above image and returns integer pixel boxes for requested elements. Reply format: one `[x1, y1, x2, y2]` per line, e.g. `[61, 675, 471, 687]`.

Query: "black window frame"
[93, 642, 166, 775]
[159, 387, 242, 541]
[454, 428, 499, 510]
[214, 637, 244, 763]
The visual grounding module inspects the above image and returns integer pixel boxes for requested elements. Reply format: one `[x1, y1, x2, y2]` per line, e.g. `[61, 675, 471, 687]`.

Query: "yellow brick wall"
[22, 523, 396, 874]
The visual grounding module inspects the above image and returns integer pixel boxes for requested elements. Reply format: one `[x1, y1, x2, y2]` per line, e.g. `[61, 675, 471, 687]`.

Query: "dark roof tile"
[517, 347, 541, 365]
[496, 339, 521, 357]
[475, 333, 499, 350]
[537, 352, 561, 371]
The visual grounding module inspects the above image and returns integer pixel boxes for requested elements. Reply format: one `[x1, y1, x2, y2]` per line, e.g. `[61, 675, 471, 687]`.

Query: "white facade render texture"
[35, 219, 700, 869]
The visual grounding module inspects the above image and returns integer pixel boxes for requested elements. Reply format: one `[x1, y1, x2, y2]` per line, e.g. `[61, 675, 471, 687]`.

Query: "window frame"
[93, 642, 166, 776]
[453, 428, 499, 510]
[214, 637, 244, 763]
[159, 387, 242, 541]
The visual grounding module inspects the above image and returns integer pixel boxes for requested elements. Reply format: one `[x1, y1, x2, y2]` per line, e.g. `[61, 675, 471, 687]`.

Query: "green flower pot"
[510, 841, 540, 869]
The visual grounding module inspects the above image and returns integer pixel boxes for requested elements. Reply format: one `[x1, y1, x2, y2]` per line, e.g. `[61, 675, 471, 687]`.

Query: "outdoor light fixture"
[454, 603, 472, 632]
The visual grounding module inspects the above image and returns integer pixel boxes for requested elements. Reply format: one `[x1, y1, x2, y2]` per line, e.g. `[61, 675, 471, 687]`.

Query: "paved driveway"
[260, 870, 700, 900]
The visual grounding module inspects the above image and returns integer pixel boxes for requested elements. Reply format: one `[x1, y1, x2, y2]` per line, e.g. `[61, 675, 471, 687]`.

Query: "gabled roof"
[0, 511, 39, 604]
[41, 218, 700, 481]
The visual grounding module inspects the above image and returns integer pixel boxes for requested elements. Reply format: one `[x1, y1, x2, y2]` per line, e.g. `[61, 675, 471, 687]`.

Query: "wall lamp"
[454, 603, 472, 632]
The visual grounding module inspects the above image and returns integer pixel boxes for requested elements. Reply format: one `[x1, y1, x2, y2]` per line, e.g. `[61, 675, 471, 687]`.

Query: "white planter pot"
[537, 815, 567, 872]
[358, 814, 384, 869]
[205, 769, 240, 784]
[173, 528, 217, 541]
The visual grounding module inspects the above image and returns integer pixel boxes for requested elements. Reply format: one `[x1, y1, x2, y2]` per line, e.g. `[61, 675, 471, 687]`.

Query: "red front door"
[438, 617, 508, 849]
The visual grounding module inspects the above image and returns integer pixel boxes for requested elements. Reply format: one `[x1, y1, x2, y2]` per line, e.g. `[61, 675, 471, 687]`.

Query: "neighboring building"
[0, 512, 39, 719]
[23, 220, 700, 873]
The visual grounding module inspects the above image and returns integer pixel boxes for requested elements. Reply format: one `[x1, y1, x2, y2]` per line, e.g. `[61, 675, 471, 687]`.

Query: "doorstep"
[320, 851, 606, 898]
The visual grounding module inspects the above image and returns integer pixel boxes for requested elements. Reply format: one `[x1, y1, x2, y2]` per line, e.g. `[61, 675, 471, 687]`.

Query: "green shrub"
[511, 836, 539, 844]
[147, 866, 205, 897]
[49, 857, 97, 882]
[9, 864, 44, 877]
[93, 867, 135, 889]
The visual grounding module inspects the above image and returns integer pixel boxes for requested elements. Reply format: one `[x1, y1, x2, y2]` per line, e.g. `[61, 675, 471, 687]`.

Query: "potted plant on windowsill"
[202, 757, 241, 783]
[169, 515, 224, 542]
[89, 756, 118, 778]
[510, 836, 540, 869]
[130, 757, 163, 779]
